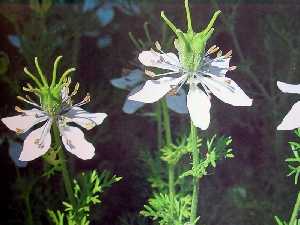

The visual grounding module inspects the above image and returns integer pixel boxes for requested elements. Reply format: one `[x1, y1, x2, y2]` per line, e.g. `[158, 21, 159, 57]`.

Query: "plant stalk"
[161, 99, 175, 197]
[289, 190, 300, 225]
[52, 124, 75, 206]
[190, 121, 199, 224]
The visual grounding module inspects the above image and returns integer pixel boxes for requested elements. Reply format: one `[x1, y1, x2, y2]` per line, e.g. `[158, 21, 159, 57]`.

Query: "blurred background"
[0, 0, 300, 224]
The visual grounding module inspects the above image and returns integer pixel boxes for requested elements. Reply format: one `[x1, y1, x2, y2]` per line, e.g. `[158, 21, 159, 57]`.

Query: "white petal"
[202, 57, 230, 77]
[202, 77, 252, 106]
[19, 121, 52, 161]
[187, 85, 211, 130]
[60, 126, 95, 160]
[8, 141, 28, 167]
[1, 109, 48, 134]
[64, 107, 107, 130]
[166, 88, 188, 114]
[277, 81, 300, 94]
[128, 76, 184, 103]
[138, 50, 180, 72]
[277, 101, 300, 130]
[122, 86, 145, 114]
[110, 69, 144, 90]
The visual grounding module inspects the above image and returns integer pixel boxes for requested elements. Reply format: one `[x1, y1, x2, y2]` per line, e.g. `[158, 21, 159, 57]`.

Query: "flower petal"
[138, 50, 180, 72]
[202, 76, 252, 106]
[64, 107, 107, 130]
[60, 126, 95, 160]
[166, 88, 188, 114]
[277, 81, 300, 94]
[110, 69, 144, 90]
[202, 57, 230, 77]
[128, 76, 184, 103]
[1, 109, 48, 134]
[187, 84, 211, 130]
[122, 85, 145, 114]
[19, 121, 51, 161]
[277, 101, 300, 130]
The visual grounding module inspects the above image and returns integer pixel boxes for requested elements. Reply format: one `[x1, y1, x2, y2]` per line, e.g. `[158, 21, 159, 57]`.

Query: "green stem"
[289, 191, 300, 225]
[52, 124, 75, 206]
[161, 99, 172, 145]
[161, 99, 175, 197]
[155, 102, 163, 149]
[190, 122, 199, 224]
[25, 195, 33, 225]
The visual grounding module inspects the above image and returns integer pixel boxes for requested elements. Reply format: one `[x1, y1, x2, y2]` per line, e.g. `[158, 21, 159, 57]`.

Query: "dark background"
[0, 0, 300, 225]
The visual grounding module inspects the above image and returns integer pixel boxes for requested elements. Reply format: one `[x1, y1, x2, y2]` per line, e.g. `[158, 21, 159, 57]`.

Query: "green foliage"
[141, 193, 192, 225]
[160, 135, 201, 166]
[286, 129, 300, 184]
[180, 135, 233, 179]
[48, 170, 121, 225]
[42, 147, 63, 178]
[274, 216, 289, 225]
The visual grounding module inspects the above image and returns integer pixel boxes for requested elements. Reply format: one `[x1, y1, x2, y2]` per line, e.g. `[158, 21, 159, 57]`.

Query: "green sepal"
[161, 0, 221, 72]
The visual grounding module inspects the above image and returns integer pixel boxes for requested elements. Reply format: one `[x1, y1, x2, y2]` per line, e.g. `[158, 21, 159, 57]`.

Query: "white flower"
[277, 81, 300, 130]
[1, 88, 107, 161]
[129, 47, 252, 130]
[110, 69, 188, 114]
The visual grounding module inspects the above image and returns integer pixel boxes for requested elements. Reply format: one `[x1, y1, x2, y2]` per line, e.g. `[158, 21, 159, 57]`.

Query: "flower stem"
[289, 190, 300, 225]
[161, 99, 175, 197]
[155, 102, 163, 149]
[190, 121, 199, 224]
[25, 195, 33, 225]
[52, 124, 75, 206]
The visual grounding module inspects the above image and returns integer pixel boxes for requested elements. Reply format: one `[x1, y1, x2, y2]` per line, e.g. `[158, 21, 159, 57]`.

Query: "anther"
[207, 45, 219, 55]
[84, 93, 91, 103]
[217, 50, 223, 57]
[223, 50, 232, 59]
[15, 106, 24, 113]
[229, 66, 237, 71]
[145, 69, 156, 77]
[16, 128, 24, 134]
[155, 41, 161, 51]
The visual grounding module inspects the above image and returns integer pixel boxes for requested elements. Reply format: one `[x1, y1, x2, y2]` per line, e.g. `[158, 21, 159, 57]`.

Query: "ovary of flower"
[276, 81, 300, 130]
[1, 92, 107, 161]
[128, 47, 253, 130]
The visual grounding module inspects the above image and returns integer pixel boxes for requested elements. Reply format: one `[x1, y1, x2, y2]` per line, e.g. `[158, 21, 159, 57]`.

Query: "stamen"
[84, 122, 95, 130]
[15, 106, 24, 113]
[206, 45, 219, 55]
[73, 93, 91, 107]
[223, 50, 232, 59]
[17, 96, 41, 108]
[155, 41, 161, 51]
[70, 82, 80, 97]
[217, 50, 223, 57]
[229, 66, 237, 71]
[145, 69, 156, 77]
[16, 128, 24, 134]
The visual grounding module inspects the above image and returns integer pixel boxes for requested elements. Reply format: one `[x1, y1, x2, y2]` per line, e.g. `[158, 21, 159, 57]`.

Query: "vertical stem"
[25, 195, 33, 225]
[190, 122, 199, 224]
[52, 124, 76, 206]
[155, 102, 163, 149]
[161, 99, 175, 197]
[289, 191, 300, 225]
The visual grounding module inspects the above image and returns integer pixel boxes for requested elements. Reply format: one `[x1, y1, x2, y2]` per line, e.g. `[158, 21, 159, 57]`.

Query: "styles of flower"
[277, 81, 300, 130]
[111, 69, 188, 114]
[1, 56, 107, 161]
